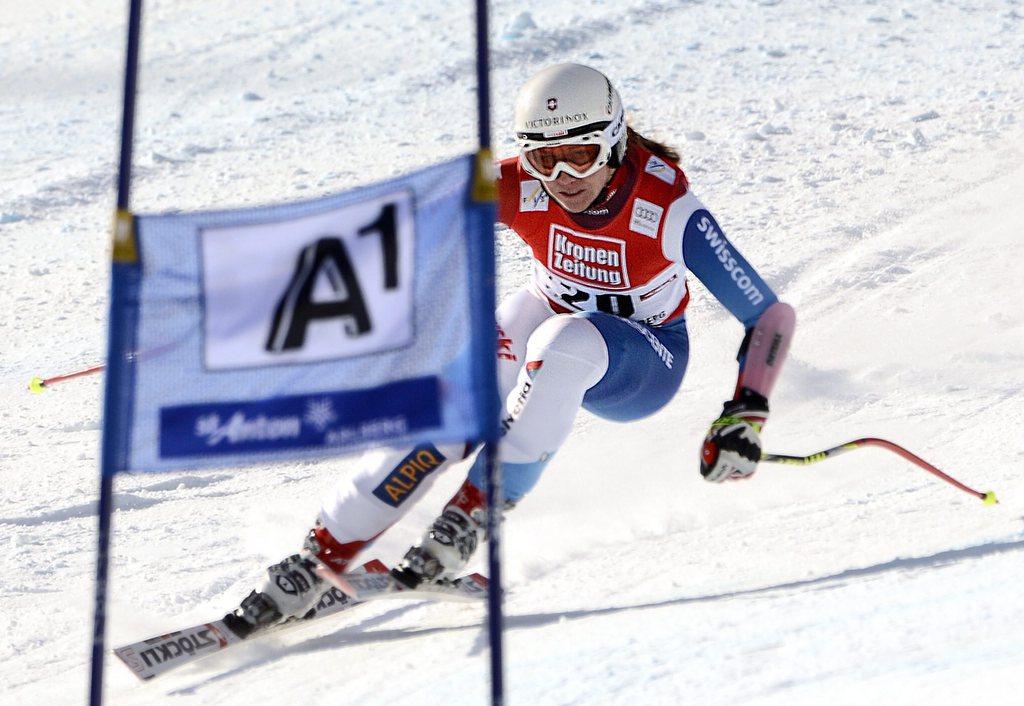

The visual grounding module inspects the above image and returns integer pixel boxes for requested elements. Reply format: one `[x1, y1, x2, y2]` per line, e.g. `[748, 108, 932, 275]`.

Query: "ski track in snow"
[1, 1, 1023, 704]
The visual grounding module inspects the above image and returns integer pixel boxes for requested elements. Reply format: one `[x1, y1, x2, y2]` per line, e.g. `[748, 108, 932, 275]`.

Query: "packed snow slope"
[2, 1, 1023, 704]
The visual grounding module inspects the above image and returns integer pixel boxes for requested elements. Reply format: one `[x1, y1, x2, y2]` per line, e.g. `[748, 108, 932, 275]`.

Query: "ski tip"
[467, 573, 489, 589]
[982, 490, 998, 506]
[361, 559, 390, 574]
[28, 376, 46, 393]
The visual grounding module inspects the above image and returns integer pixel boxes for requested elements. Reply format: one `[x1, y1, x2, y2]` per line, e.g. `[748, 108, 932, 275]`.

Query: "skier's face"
[546, 164, 614, 213]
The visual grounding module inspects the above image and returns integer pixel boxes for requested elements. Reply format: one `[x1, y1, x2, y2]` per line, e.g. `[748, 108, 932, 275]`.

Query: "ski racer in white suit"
[234, 64, 797, 629]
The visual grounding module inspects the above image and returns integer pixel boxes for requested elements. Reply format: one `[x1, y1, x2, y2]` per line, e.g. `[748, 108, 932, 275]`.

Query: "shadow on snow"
[168, 535, 1024, 693]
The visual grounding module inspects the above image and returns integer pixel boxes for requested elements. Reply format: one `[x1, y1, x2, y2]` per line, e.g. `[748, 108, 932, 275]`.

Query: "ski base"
[114, 560, 487, 682]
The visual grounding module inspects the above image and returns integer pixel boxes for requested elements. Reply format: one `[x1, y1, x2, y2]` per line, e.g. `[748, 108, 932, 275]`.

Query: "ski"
[113, 559, 488, 682]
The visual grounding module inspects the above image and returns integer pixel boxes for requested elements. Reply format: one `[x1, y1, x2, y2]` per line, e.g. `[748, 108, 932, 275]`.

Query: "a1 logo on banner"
[200, 190, 415, 370]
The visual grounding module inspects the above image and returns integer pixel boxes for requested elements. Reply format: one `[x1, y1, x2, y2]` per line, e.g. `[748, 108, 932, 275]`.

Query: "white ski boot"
[392, 479, 487, 588]
[227, 520, 368, 635]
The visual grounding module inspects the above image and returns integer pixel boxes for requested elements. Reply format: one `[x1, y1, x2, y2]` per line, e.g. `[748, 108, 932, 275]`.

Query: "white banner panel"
[199, 190, 415, 369]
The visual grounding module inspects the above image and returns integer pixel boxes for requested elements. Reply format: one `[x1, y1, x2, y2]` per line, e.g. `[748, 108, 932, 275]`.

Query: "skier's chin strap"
[734, 301, 796, 400]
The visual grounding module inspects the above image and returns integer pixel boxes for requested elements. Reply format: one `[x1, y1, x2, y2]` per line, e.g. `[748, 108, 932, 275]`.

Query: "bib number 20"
[557, 285, 635, 318]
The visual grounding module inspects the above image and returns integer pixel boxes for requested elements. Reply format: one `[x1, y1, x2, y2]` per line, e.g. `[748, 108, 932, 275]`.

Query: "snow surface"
[2, 1, 1024, 704]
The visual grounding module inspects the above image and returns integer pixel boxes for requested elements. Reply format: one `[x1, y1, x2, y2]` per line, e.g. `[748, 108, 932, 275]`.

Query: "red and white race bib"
[498, 146, 692, 326]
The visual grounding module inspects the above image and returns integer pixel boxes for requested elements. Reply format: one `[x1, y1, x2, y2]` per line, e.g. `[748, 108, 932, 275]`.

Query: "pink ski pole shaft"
[29, 363, 107, 393]
[762, 437, 998, 505]
[27, 342, 179, 393]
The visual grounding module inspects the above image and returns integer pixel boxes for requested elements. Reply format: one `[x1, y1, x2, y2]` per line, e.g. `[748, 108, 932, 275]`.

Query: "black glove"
[700, 389, 769, 483]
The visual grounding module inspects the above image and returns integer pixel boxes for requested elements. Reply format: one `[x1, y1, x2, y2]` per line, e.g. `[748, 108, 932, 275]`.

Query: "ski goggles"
[517, 114, 623, 182]
[520, 140, 607, 181]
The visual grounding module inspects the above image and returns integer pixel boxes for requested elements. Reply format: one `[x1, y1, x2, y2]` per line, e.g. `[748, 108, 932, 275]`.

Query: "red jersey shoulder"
[628, 145, 690, 206]
[498, 156, 519, 180]
[497, 157, 530, 226]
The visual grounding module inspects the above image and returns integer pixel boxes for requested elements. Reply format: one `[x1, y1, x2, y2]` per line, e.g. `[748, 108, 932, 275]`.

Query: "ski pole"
[762, 437, 998, 505]
[27, 342, 178, 393]
[29, 362, 107, 393]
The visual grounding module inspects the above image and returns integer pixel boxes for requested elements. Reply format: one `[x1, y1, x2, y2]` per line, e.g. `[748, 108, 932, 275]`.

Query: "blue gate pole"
[89, 1, 143, 704]
[472, 1, 505, 704]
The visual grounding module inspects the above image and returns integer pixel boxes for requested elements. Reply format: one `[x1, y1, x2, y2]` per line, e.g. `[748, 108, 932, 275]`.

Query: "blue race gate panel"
[108, 155, 494, 472]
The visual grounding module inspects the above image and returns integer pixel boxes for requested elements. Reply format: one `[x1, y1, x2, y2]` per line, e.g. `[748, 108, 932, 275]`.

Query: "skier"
[232, 63, 796, 630]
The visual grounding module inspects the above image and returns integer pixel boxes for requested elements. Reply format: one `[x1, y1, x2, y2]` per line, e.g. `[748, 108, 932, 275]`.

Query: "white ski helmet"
[514, 63, 627, 182]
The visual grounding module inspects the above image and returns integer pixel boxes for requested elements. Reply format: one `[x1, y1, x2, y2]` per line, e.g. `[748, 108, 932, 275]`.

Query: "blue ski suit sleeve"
[681, 204, 777, 327]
